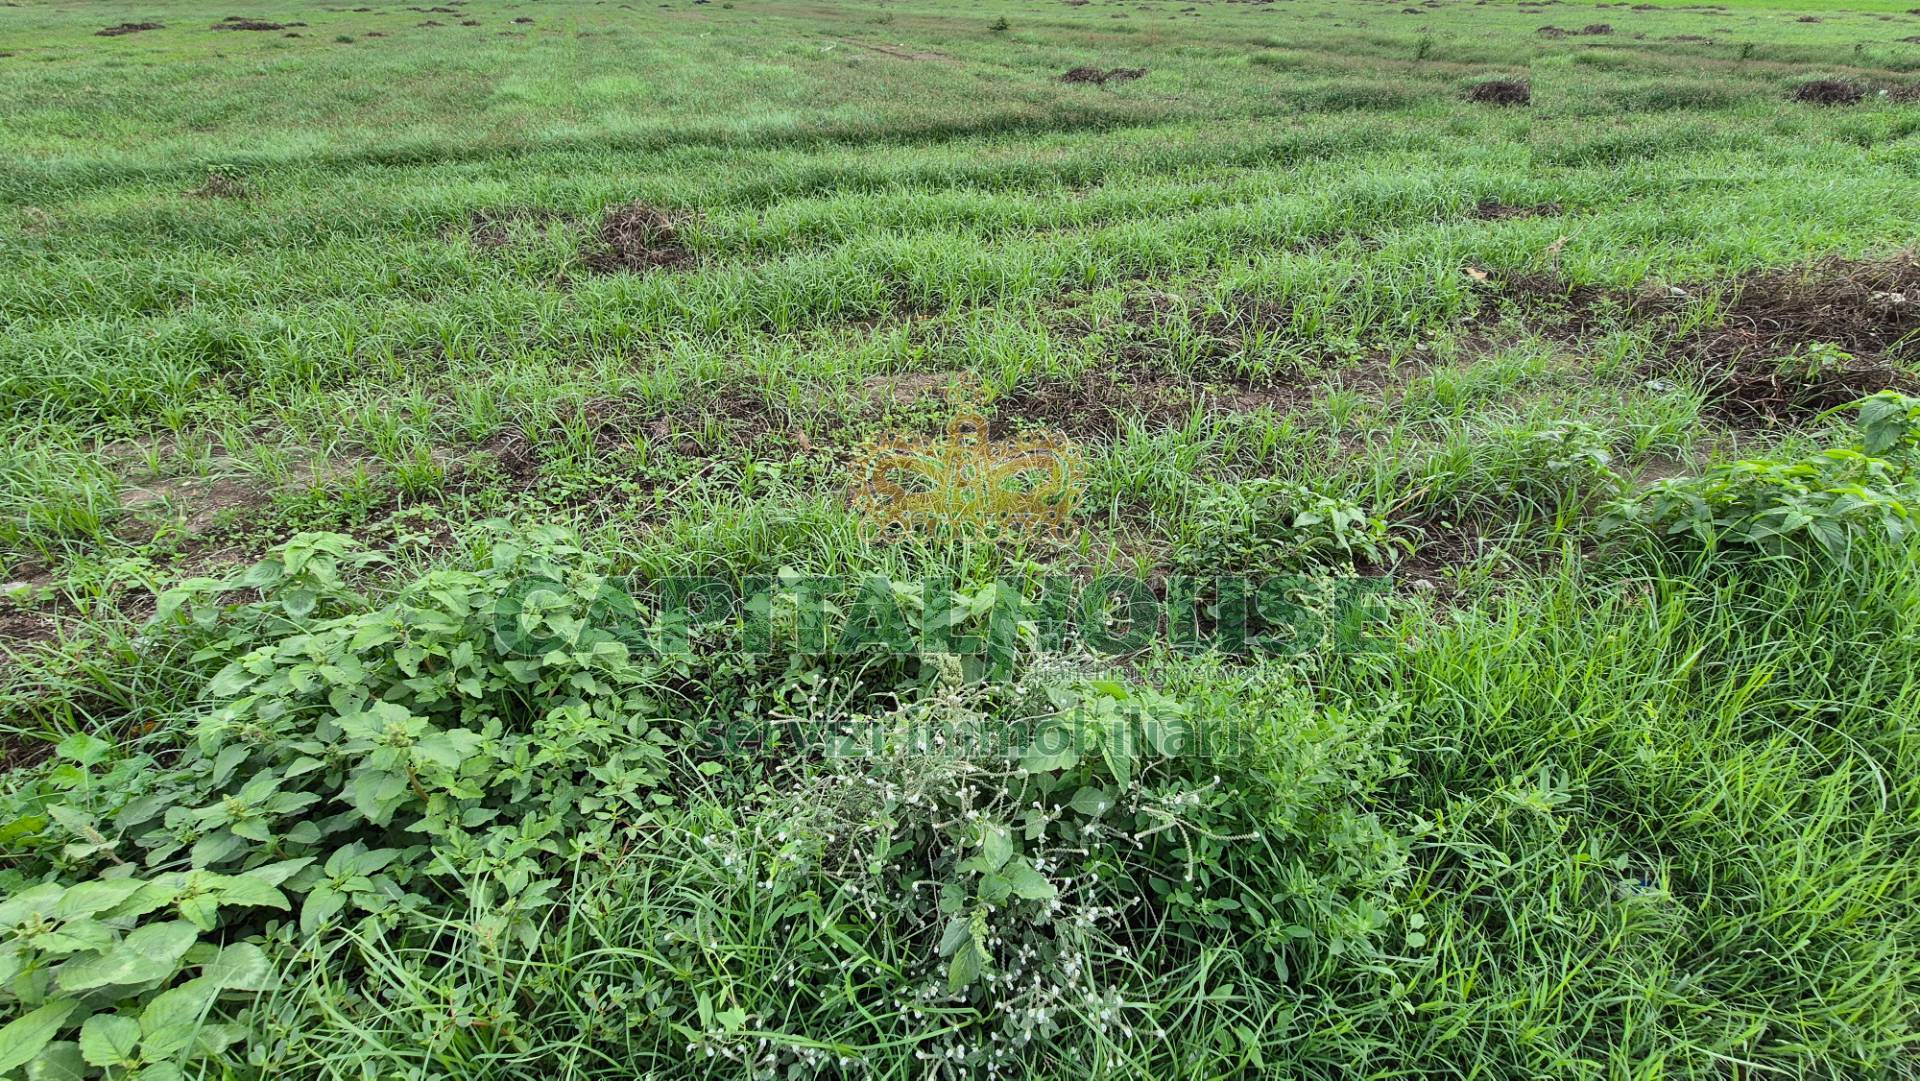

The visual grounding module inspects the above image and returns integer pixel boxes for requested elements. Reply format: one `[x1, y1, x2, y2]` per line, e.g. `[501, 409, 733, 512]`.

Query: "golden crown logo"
[853, 414, 1079, 535]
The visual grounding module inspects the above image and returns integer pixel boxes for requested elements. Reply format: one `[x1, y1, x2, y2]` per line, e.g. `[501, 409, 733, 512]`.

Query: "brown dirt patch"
[1060, 66, 1149, 84]
[120, 474, 268, 534]
[1466, 79, 1530, 105]
[457, 206, 575, 249]
[580, 201, 691, 274]
[187, 169, 248, 199]
[992, 289, 1335, 441]
[1792, 79, 1865, 105]
[97, 22, 165, 36]
[1471, 199, 1561, 220]
[864, 370, 978, 412]
[1580, 22, 1614, 33]
[212, 17, 289, 30]
[1667, 254, 1920, 422]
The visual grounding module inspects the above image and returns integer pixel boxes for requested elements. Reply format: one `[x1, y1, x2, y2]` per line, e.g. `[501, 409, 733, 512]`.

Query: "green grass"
[3, 0, 1920, 1076]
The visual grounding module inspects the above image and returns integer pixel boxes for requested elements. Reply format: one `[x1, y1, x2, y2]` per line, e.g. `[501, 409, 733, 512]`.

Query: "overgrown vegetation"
[4, 0, 1920, 1076]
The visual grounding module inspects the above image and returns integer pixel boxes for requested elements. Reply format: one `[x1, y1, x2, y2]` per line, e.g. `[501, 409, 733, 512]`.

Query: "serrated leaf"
[56, 921, 198, 993]
[979, 824, 1013, 872]
[139, 978, 216, 1036]
[202, 943, 273, 992]
[0, 1000, 79, 1074]
[1068, 786, 1113, 817]
[51, 880, 145, 920]
[24, 1039, 86, 1081]
[211, 875, 289, 911]
[78, 1013, 141, 1068]
[945, 942, 983, 992]
[54, 734, 112, 767]
[1003, 860, 1057, 901]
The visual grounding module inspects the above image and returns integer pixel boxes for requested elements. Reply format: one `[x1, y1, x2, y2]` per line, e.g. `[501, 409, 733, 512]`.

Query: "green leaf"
[0, 883, 65, 927]
[78, 1013, 141, 1069]
[139, 978, 217, 1036]
[56, 921, 199, 993]
[24, 1040, 87, 1081]
[937, 917, 971, 958]
[178, 894, 220, 933]
[211, 875, 290, 911]
[300, 885, 347, 936]
[1068, 786, 1113, 817]
[1003, 860, 1057, 901]
[979, 824, 1013, 872]
[0, 1000, 80, 1074]
[945, 942, 983, 992]
[202, 943, 274, 992]
[52, 879, 145, 920]
[53, 734, 112, 767]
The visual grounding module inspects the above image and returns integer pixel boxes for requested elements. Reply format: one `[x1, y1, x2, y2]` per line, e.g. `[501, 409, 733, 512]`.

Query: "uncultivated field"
[3, 0, 1920, 1077]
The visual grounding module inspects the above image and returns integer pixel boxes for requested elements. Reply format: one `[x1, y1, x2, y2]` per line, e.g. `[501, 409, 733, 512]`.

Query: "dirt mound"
[97, 22, 165, 36]
[1889, 83, 1920, 101]
[1793, 79, 1865, 105]
[1580, 22, 1613, 33]
[580, 201, 690, 274]
[1472, 199, 1559, 220]
[213, 17, 288, 30]
[1466, 79, 1530, 105]
[1673, 255, 1920, 422]
[1060, 66, 1148, 84]
[187, 169, 248, 199]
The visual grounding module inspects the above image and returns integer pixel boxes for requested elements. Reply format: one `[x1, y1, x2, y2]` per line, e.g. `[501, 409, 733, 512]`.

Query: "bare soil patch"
[213, 17, 289, 30]
[1471, 199, 1561, 220]
[1465, 79, 1530, 105]
[97, 22, 165, 36]
[1060, 66, 1149, 84]
[187, 170, 248, 199]
[1669, 254, 1920, 422]
[1793, 79, 1865, 105]
[994, 291, 1334, 440]
[580, 201, 691, 274]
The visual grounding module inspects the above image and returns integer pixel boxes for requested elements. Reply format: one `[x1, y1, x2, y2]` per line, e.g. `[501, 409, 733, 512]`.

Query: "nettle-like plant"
[1172, 479, 1395, 577]
[1, 527, 680, 1076]
[1606, 392, 1920, 560]
[4, 526, 1411, 1078]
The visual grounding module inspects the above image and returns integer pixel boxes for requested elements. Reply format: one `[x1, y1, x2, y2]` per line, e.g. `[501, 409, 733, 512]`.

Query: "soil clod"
[1671, 254, 1920, 422]
[1793, 79, 1865, 105]
[580, 201, 691, 274]
[97, 22, 165, 36]
[1060, 66, 1149, 84]
[1472, 199, 1561, 220]
[1466, 79, 1530, 105]
[212, 17, 289, 30]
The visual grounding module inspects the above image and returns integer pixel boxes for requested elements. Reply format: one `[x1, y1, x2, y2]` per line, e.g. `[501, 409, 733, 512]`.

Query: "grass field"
[3, 0, 1920, 1076]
